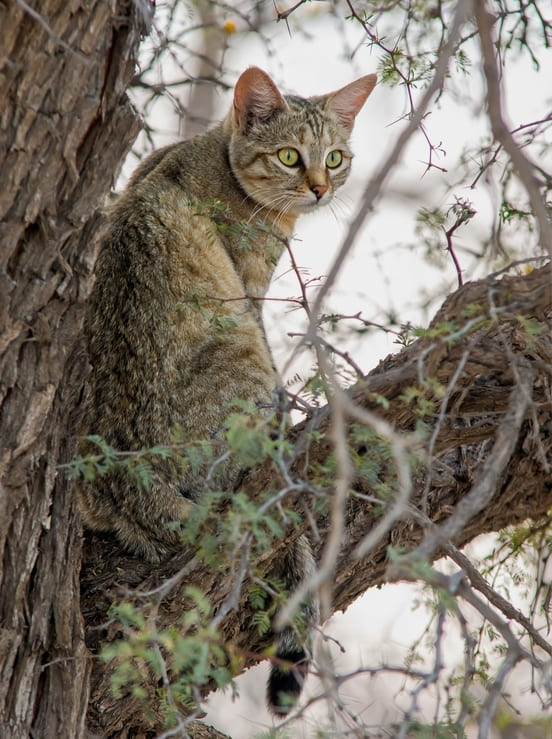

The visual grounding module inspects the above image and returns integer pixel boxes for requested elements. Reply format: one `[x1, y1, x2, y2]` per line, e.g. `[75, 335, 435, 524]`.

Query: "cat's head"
[227, 67, 376, 230]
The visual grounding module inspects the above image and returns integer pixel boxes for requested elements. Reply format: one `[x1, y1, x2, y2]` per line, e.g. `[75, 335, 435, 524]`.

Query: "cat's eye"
[277, 148, 300, 167]
[325, 150, 343, 169]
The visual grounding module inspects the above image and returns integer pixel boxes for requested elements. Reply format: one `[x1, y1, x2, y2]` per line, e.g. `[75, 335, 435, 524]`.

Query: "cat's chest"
[233, 251, 274, 299]
[223, 230, 286, 300]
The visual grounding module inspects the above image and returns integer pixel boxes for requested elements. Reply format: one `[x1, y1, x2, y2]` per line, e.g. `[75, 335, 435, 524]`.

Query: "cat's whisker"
[327, 195, 351, 223]
[246, 184, 293, 207]
[332, 192, 352, 214]
[271, 198, 297, 232]
[229, 173, 292, 219]
[326, 202, 340, 224]
[248, 198, 289, 226]
[246, 189, 296, 226]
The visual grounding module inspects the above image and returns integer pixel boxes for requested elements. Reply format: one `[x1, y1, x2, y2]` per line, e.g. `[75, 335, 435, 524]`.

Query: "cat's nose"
[311, 184, 327, 200]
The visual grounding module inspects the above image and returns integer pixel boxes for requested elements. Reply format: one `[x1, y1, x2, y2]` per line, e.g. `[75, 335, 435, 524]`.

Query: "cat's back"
[92, 125, 245, 314]
[84, 123, 277, 448]
[122, 125, 239, 218]
[95, 124, 264, 302]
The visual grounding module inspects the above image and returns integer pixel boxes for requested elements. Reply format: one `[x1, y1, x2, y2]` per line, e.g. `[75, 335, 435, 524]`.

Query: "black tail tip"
[267, 648, 308, 716]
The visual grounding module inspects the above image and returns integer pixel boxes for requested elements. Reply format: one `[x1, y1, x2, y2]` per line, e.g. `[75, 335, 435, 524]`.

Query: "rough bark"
[80, 264, 552, 735]
[0, 1, 150, 737]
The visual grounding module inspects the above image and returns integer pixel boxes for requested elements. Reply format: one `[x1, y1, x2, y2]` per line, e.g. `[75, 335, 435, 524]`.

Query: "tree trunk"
[80, 264, 552, 735]
[0, 1, 150, 736]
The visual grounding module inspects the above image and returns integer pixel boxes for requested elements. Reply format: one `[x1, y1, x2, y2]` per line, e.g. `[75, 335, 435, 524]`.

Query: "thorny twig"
[304, 0, 474, 349]
[345, 0, 448, 174]
[442, 197, 477, 287]
[475, 3, 552, 259]
[469, 113, 552, 190]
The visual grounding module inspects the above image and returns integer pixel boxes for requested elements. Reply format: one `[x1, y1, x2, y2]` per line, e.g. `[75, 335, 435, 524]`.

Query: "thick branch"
[81, 263, 552, 735]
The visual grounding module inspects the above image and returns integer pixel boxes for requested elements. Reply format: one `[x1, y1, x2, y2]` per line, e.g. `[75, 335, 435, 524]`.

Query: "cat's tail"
[266, 535, 319, 715]
[266, 629, 312, 715]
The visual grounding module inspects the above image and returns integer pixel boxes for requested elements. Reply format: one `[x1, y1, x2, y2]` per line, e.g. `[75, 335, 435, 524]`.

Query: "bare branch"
[446, 544, 552, 659]
[304, 0, 474, 344]
[475, 3, 552, 259]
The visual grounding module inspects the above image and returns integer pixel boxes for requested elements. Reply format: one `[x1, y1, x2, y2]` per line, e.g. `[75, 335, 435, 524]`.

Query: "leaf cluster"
[102, 590, 238, 724]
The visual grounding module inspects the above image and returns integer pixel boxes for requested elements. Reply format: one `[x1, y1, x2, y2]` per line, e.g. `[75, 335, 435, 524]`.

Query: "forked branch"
[81, 263, 552, 736]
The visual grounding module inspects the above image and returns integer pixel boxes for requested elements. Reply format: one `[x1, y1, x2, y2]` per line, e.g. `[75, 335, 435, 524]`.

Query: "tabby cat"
[78, 66, 376, 714]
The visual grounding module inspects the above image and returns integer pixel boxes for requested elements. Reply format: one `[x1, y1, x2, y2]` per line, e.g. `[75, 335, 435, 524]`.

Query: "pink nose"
[311, 184, 327, 200]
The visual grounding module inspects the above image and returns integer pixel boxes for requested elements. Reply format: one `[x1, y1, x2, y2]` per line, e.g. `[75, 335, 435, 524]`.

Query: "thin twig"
[446, 543, 552, 659]
[275, 352, 353, 628]
[304, 0, 473, 346]
[475, 3, 552, 259]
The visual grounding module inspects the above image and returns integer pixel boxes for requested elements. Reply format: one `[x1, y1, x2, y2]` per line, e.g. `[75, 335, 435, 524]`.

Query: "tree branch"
[475, 3, 552, 259]
[304, 0, 473, 342]
[80, 263, 552, 735]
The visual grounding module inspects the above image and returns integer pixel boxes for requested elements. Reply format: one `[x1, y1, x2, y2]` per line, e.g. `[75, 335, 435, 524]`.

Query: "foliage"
[101, 593, 238, 728]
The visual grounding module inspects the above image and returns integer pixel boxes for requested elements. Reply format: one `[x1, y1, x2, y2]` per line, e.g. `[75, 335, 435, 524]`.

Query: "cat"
[78, 66, 376, 714]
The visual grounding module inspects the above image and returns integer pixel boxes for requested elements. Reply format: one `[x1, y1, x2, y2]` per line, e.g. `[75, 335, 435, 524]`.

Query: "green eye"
[277, 148, 300, 167]
[325, 150, 343, 169]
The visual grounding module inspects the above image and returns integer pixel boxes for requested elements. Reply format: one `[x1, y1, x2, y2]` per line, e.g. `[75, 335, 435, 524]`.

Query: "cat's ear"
[233, 67, 287, 131]
[324, 74, 377, 131]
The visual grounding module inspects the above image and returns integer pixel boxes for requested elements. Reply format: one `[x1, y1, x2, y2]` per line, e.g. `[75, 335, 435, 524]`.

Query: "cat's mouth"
[294, 190, 332, 212]
[256, 191, 332, 222]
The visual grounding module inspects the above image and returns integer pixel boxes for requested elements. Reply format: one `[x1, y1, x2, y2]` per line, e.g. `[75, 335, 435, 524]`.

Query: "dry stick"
[470, 113, 552, 190]
[445, 543, 552, 659]
[303, 0, 473, 345]
[390, 563, 543, 738]
[405, 491, 552, 663]
[274, 358, 354, 629]
[402, 503, 552, 663]
[275, 665, 434, 733]
[275, 383, 416, 628]
[474, 3, 552, 260]
[406, 363, 534, 563]
[456, 582, 544, 739]
[318, 392, 353, 624]
[397, 607, 447, 739]
[478, 648, 522, 739]
[455, 606, 477, 727]
[211, 536, 252, 628]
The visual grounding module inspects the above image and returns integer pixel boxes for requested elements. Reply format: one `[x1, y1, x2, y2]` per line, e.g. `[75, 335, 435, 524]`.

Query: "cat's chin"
[290, 193, 332, 216]
[295, 197, 331, 214]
